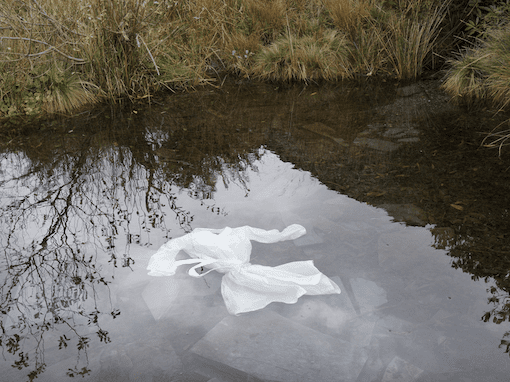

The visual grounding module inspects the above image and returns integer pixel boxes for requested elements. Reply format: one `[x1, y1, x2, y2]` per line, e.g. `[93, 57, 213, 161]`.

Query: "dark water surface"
[1, 80, 510, 382]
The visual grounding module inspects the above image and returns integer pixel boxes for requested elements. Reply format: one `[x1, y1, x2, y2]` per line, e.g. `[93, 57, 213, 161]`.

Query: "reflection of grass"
[482, 121, 510, 156]
[0, 0, 448, 119]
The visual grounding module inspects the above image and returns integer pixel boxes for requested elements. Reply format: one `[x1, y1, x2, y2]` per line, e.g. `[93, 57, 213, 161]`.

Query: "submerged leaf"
[450, 203, 464, 211]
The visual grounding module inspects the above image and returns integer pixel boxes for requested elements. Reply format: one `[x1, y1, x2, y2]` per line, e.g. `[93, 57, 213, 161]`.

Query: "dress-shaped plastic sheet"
[147, 224, 340, 315]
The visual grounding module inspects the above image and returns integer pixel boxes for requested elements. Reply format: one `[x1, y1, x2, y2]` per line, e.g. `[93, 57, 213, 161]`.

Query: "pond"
[1, 79, 510, 382]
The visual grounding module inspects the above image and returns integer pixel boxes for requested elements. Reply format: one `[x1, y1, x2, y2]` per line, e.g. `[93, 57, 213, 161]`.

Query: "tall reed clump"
[244, 0, 355, 82]
[82, 0, 153, 99]
[252, 29, 352, 82]
[443, 24, 510, 153]
[0, 0, 455, 120]
[383, 1, 448, 79]
[0, 0, 212, 119]
[81, 0, 208, 100]
[216, 0, 292, 78]
[443, 24, 510, 109]
[152, 0, 238, 85]
[325, 0, 373, 40]
[323, 0, 448, 79]
[323, 0, 389, 76]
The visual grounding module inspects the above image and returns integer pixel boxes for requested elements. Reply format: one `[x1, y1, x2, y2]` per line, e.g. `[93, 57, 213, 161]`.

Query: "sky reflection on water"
[1, 80, 510, 381]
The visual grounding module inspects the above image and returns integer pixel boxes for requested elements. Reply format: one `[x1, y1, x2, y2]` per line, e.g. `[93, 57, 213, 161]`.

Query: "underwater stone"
[396, 84, 423, 98]
[382, 356, 423, 382]
[397, 137, 420, 143]
[350, 278, 388, 314]
[190, 310, 368, 382]
[353, 137, 401, 152]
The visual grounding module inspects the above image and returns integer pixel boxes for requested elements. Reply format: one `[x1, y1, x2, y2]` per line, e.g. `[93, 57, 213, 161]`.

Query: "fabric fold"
[147, 224, 340, 315]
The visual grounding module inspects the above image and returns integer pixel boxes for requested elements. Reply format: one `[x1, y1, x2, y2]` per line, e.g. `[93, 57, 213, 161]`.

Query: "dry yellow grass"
[325, 0, 375, 39]
[252, 29, 352, 82]
[443, 24, 510, 110]
[0, 0, 450, 119]
[443, 24, 510, 154]
[384, 2, 448, 79]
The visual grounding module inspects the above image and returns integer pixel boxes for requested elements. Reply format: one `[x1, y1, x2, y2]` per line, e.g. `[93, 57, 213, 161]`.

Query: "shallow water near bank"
[1, 80, 510, 382]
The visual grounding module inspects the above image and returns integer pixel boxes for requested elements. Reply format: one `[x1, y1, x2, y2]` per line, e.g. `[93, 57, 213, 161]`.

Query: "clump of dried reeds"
[0, 0, 209, 118]
[0, 0, 100, 116]
[252, 29, 352, 82]
[383, 1, 448, 79]
[443, 24, 510, 110]
[0, 0, 451, 120]
[443, 24, 510, 154]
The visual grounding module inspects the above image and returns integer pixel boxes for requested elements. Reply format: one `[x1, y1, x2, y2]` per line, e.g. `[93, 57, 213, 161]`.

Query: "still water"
[1, 80, 510, 381]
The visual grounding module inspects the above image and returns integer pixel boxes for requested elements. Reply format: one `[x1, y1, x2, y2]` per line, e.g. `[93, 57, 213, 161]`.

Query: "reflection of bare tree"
[482, 286, 510, 355]
[1, 149, 121, 380]
[0, 101, 263, 380]
[430, 223, 510, 354]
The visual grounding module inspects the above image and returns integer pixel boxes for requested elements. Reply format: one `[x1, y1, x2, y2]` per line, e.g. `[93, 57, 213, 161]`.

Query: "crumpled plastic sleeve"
[147, 224, 340, 315]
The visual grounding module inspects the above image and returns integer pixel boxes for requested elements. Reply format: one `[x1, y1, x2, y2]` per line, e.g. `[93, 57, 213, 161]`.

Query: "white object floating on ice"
[147, 224, 341, 315]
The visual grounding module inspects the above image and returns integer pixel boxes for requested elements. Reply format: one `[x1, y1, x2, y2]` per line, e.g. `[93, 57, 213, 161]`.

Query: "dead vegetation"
[0, 0, 449, 119]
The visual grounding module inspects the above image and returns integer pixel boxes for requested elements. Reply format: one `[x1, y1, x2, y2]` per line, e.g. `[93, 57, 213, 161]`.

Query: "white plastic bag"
[147, 224, 340, 315]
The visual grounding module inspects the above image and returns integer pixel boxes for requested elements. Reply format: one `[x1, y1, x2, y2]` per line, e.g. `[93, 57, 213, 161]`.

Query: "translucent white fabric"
[147, 224, 340, 315]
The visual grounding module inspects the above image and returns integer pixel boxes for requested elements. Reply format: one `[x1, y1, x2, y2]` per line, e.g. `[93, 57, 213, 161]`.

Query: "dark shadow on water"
[1, 79, 510, 380]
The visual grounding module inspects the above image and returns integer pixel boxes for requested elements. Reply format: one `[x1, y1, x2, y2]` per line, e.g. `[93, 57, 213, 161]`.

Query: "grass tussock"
[482, 120, 510, 156]
[383, 1, 447, 79]
[252, 30, 352, 82]
[325, 0, 374, 39]
[0, 0, 450, 120]
[443, 24, 510, 154]
[443, 24, 510, 110]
